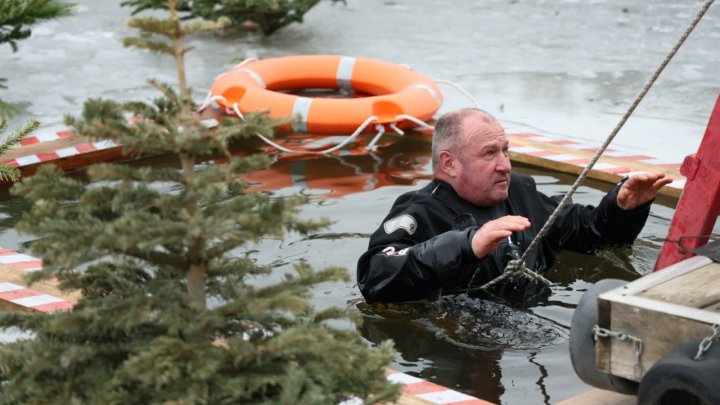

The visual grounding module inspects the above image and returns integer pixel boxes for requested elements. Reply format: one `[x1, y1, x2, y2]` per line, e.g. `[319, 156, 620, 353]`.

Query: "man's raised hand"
[617, 172, 672, 210]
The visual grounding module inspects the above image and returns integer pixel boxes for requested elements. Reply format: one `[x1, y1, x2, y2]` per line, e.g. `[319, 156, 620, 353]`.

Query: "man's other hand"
[617, 172, 673, 210]
[471, 215, 531, 259]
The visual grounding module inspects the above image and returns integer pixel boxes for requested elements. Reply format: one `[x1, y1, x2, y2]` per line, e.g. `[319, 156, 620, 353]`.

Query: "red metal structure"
[655, 94, 720, 270]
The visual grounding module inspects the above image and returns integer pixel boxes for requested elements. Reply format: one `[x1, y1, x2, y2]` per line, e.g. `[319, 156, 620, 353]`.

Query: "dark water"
[2, 0, 719, 402]
[299, 146, 678, 405]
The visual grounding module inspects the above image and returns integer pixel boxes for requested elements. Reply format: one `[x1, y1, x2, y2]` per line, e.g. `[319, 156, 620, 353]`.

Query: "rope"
[664, 234, 715, 254]
[203, 95, 382, 154]
[478, 0, 716, 291]
[366, 124, 386, 150]
[234, 57, 258, 68]
[197, 56, 260, 111]
[230, 101, 381, 154]
[478, 260, 553, 291]
[365, 113, 443, 150]
[198, 95, 439, 154]
[395, 114, 435, 130]
[198, 92, 223, 112]
[389, 123, 404, 135]
[434, 79, 482, 109]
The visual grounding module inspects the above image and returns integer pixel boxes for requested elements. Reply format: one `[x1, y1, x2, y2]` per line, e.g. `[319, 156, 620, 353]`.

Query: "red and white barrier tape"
[0, 247, 72, 313]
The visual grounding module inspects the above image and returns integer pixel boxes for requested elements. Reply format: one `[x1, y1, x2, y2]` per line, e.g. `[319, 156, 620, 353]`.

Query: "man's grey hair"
[431, 108, 497, 172]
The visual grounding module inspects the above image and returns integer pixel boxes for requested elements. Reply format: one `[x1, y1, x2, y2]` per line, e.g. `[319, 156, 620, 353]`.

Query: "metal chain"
[694, 323, 720, 360]
[593, 325, 645, 378]
[504, 0, 717, 277]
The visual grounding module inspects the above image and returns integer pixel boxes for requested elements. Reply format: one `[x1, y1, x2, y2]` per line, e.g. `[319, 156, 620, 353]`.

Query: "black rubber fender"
[569, 278, 639, 394]
[638, 337, 720, 405]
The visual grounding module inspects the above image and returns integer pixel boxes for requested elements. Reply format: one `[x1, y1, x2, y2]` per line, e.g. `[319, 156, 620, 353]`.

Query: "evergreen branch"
[0, 118, 36, 182]
[8, 0, 74, 21]
[204, 239, 248, 261]
[0, 167, 20, 183]
[310, 303, 356, 324]
[181, 16, 231, 34]
[123, 36, 174, 55]
[0, 310, 46, 331]
[0, 99, 20, 118]
[87, 163, 184, 183]
[120, 247, 188, 269]
[11, 164, 84, 202]
[147, 79, 181, 107]
[0, 0, 74, 52]
[121, 0, 193, 16]
[126, 16, 175, 38]
[181, 44, 194, 55]
[252, 265, 348, 306]
[0, 117, 37, 155]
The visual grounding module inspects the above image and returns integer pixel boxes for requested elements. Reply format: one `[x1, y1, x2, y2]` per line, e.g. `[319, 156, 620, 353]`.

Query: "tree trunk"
[168, 0, 189, 112]
[180, 151, 206, 311]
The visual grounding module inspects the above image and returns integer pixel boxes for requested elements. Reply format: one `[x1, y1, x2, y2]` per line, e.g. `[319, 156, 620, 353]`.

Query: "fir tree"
[0, 0, 397, 403]
[121, 0, 344, 35]
[0, 0, 74, 115]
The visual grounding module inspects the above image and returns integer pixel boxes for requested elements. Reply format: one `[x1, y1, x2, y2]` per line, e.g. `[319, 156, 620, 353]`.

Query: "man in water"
[357, 108, 671, 303]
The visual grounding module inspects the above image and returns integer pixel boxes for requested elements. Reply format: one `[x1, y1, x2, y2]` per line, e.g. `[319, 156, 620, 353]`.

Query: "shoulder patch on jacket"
[383, 214, 417, 235]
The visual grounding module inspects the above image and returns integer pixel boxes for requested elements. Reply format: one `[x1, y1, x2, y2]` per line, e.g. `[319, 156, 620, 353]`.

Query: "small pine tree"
[0, 0, 397, 403]
[0, 0, 74, 115]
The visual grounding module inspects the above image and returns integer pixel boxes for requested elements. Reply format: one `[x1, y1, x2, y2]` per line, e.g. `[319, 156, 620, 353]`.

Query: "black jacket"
[356, 173, 650, 302]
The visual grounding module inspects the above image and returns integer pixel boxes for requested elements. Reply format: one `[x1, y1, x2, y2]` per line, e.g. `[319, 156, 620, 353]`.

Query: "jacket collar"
[430, 179, 477, 217]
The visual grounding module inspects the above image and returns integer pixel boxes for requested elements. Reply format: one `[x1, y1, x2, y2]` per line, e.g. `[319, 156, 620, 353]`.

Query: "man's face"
[452, 115, 511, 206]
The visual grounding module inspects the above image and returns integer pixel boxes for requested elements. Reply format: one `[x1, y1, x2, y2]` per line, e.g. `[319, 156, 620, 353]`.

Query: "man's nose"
[496, 153, 512, 172]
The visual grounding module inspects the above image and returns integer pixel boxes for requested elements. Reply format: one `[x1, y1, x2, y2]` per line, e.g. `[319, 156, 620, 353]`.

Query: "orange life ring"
[209, 55, 443, 135]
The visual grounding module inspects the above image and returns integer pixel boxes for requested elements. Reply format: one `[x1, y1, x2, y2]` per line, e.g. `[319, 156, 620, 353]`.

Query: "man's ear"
[437, 150, 458, 178]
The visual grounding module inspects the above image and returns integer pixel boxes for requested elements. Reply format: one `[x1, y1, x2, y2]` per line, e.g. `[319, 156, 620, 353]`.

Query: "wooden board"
[639, 261, 720, 309]
[508, 135, 682, 198]
[0, 262, 79, 313]
[0, 264, 78, 303]
[2, 136, 95, 161]
[595, 256, 720, 381]
[395, 393, 435, 405]
[0, 142, 142, 187]
[556, 389, 636, 405]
